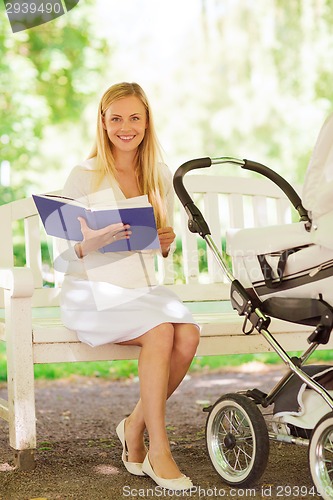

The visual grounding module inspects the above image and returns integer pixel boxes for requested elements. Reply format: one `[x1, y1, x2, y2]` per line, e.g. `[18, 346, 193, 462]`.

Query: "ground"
[0, 363, 318, 500]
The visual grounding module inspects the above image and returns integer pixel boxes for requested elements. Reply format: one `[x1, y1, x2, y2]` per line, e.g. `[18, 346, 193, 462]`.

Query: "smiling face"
[102, 95, 148, 157]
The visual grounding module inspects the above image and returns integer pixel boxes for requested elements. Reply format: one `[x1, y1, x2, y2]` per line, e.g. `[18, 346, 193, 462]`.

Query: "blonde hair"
[88, 82, 167, 228]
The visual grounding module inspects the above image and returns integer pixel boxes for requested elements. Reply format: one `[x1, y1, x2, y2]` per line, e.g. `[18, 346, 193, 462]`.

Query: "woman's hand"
[75, 217, 131, 258]
[157, 226, 175, 257]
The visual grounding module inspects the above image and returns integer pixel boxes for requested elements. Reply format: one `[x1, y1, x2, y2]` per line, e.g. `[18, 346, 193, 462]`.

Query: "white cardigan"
[54, 158, 174, 288]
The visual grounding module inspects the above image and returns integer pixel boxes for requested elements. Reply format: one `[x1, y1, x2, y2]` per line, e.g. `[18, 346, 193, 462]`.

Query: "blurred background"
[1, 0, 333, 379]
[1, 0, 333, 205]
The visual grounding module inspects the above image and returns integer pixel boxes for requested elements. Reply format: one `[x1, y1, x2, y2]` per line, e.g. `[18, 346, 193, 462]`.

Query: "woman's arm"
[157, 227, 176, 258]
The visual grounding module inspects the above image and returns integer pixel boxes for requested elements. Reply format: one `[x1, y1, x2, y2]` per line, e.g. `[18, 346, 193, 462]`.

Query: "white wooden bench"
[0, 172, 323, 470]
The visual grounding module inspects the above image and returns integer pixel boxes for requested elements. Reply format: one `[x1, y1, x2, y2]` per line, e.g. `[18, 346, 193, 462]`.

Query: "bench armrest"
[0, 267, 34, 298]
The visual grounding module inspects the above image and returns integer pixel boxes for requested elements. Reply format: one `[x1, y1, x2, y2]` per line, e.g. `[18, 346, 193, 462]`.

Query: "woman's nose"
[121, 120, 131, 130]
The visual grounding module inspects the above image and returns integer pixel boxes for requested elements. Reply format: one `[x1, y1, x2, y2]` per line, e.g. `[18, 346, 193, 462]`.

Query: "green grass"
[1, 342, 333, 382]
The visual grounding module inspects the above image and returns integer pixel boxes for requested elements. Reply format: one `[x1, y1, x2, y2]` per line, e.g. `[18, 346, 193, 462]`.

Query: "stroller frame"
[174, 156, 333, 497]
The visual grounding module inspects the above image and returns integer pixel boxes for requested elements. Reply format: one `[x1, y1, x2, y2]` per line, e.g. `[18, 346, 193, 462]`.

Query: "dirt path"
[0, 364, 317, 499]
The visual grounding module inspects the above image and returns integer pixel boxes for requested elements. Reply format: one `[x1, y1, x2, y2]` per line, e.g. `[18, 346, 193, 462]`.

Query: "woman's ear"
[101, 115, 107, 130]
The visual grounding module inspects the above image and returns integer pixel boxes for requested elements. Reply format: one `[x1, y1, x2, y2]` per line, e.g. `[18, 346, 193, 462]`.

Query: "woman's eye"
[132, 116, 140, 121]
[111, 117, 121, 122]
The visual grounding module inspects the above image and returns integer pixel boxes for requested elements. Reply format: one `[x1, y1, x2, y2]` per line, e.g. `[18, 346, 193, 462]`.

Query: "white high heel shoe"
[142, 454, 193, 491]
[116, 419, 146, 476]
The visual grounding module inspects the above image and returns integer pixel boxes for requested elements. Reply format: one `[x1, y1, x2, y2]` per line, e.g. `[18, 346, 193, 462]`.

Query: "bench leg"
[5, 294, 37, 467]
[14, 449, 36, 471]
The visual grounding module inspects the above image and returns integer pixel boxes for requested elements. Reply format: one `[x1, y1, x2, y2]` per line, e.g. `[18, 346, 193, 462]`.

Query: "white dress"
[56, 158, 198, 347]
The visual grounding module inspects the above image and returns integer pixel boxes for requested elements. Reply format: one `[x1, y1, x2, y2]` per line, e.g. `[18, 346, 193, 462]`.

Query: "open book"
[32, 193, 160, 252]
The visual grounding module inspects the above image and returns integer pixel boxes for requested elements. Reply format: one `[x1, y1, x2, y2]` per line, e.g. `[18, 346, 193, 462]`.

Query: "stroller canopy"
[303, 112, 333, 218]
[226, 112, 333, 304]
[302, 112, 333, 250]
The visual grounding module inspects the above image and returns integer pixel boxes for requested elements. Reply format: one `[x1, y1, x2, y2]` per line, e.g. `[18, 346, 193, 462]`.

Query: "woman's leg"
[119, 323, 200, 477]
[168, 323, 200, 393]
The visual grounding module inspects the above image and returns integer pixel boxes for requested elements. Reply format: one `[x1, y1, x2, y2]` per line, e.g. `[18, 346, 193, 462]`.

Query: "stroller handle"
[173, 156, 310, 223]
[173, 157, 213, 238]
[173, 157, 213, 207]
[242, 159, 309, 222]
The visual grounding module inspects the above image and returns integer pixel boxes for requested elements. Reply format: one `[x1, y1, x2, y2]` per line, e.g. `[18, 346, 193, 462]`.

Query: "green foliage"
[0, 3, 110, 204]
[2, 0, 333, 206]
[32, 359, 139, 381]
[0, 344, 6, 381]
[158, 1, 333, 187]
[13, 240, 51, 268]
[25, 16, 109, 124]
[173, 237, 229, 283]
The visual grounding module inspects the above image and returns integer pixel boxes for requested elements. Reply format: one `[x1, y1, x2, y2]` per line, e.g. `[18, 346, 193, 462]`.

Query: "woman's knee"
[142, 322, 175, 351]
[174, 324, 200, 356]
[188, 325, 200, 353]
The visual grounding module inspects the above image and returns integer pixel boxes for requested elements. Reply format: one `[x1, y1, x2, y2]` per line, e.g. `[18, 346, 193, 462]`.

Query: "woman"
[57, 82, 200, 491]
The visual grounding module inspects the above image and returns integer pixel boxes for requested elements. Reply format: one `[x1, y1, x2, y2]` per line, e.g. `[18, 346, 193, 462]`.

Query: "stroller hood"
[302, 113, 333, 224]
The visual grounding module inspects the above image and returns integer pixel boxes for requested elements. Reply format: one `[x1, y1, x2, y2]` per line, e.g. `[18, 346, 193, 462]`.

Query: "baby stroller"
[173, 114, 333, 499]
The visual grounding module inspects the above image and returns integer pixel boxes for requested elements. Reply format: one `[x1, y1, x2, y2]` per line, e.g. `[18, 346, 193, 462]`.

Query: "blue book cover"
[32, 194, 160, 252]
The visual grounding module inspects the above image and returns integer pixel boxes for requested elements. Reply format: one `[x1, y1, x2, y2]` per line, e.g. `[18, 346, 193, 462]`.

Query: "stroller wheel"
[205, 393, 269, 487]
[309, 411, 333, 500]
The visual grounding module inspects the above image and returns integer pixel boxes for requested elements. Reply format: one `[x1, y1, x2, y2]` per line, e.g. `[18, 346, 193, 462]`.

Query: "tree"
[0, 2, 110, 204]
[163, 0, 333, 183]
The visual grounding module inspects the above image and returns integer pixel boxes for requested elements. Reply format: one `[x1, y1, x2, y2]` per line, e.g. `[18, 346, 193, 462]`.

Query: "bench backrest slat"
[228, 193, 245, 228]
[276, 197, 293, 225]
[253, 196, 269, 227]
[25, 215, 43, 288]
[179, 205, 200, 283]
[203, 192, 225, 283]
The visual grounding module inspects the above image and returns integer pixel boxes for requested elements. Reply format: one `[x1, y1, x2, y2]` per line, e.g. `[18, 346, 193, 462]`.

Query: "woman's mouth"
[118, 135, 135, 142]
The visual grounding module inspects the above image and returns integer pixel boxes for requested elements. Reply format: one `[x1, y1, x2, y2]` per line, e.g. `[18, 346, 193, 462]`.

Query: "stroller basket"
[173, 154, 333, 496]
